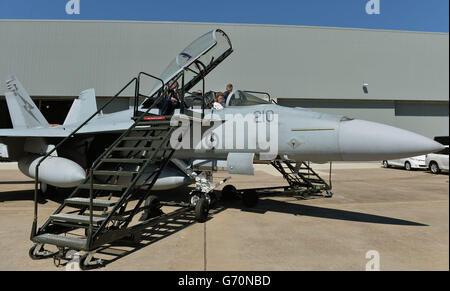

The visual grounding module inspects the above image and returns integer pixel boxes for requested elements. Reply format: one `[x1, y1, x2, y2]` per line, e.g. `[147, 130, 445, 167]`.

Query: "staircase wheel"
[29, 243, 55, 260]
[221, 185, 237, 201]
[79, 254, 98, 271]
[242, 190, 259, 208]
[195, 197, 209, 223]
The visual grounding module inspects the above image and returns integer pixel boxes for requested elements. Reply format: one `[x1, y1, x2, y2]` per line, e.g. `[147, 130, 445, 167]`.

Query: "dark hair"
[215, 92, 224, 101]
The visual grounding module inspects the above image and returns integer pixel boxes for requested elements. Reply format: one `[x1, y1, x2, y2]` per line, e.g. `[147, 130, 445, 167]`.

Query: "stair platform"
[50, 213, 106, 225]
[65, 198, 117, 208]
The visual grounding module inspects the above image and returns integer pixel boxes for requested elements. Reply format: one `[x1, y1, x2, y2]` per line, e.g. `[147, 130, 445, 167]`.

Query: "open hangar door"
[0, 97, 74, 128]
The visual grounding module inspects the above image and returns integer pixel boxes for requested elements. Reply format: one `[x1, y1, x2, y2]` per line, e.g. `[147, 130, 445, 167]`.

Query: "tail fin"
[5, 75, 49, 129]
[63, 88, 97, 126]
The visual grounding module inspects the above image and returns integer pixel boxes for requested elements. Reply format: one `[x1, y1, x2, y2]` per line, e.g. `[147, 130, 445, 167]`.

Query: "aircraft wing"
[0, 121, 134, 137]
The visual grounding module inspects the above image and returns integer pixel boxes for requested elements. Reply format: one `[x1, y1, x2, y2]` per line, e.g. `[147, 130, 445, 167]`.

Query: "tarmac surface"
[0, 162, 448, 271]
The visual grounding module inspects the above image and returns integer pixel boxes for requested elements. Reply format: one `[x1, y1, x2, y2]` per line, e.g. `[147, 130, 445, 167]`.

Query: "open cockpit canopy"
[141, 29, 232, 108]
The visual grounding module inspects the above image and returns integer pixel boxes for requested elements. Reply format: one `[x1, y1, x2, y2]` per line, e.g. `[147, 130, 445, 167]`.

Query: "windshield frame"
[226, 90, 272, 107]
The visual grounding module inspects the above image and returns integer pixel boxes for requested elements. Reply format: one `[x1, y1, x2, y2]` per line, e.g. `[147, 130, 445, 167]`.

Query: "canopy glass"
[226, 90, 271, 107]
[141, 29, 232, 108]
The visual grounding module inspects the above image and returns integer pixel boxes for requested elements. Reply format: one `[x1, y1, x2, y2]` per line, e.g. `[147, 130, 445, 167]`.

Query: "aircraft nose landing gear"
[188, 172, 231, 223]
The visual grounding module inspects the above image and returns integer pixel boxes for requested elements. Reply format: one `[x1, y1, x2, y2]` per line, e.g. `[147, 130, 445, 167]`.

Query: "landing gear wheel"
[195, 197, 209, 223]
[29, 243, 55, 260]
[405, 162, 412, 171]
[242, 190, 259, 208]
[382, 160, 389, 168]
[140, 195, 164, 221]
[221, 185, 237, 201]
[430, 162, 441, 174]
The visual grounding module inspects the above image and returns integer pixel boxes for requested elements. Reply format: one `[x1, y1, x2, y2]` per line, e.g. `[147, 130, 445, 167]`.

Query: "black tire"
[405, 162, 412, 171]
[430, 162, 441, 174]
[139, 195, 163, 221]
[195, 198, 209, 223]
[242, 190, 259, 208]
[221, 185, 237, 201]
[382, 161, 389, 168]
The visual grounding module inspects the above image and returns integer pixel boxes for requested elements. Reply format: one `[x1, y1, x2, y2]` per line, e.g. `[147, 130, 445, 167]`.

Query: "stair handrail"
[32, 72, 168, 241]
[32, 77, 138, 238]
[86, 72, 167, 246]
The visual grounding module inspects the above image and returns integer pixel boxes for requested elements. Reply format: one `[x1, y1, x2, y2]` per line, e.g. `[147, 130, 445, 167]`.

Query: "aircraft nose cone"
[339, 119, 444, 161]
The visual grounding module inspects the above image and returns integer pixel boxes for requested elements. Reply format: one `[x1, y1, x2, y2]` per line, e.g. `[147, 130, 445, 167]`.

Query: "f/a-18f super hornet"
[0, 29, 443, 268]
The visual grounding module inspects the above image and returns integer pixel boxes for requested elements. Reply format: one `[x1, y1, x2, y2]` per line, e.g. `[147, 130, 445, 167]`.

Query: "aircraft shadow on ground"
[0, 189, 69, 204]
[233, 198, 427, 226]
[92, 206, 226, 269]
[0, 181, 34, 185]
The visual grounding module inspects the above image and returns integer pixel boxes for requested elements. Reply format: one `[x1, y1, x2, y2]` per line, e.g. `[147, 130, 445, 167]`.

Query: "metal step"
[121, 136, 164, 141]
[132, 126, 170, 131]
[78, 184, 129, 191]
[65, 198, 117, 208]
[113, 147, 172, 152]
[93, 170, 138, 177]
[33, 233, 87, 250]
[101, 158, 148, 164]
[50, 213, 106, 225]
[301, 178, 326, 184]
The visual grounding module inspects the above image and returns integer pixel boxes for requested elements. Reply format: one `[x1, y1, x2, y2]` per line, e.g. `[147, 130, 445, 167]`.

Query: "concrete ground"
[0, 162, 448, 271]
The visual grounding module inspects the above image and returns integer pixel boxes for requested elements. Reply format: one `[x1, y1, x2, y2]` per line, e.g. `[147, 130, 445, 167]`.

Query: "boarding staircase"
[29, 72, 191, 267]
[271, 161, 332, 197]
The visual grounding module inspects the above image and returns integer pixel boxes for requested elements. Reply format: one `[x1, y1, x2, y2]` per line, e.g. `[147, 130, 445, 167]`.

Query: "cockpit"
[226, 90, 271, 107]
[137, 29, 277, 116]
[139, 29, 233, 117]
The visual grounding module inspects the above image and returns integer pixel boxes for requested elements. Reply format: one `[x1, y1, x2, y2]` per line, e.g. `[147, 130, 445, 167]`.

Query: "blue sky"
[0, 0, 448, 32]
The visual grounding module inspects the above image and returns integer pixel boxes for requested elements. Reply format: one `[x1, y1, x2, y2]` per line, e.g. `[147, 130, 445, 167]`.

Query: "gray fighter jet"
[0, 29, 442, 190]
[0, 29, 444, 266]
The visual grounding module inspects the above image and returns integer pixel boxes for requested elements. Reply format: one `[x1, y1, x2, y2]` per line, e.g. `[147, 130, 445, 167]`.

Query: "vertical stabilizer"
[5, 75, 49, 129]
[63, 89, 97, 126]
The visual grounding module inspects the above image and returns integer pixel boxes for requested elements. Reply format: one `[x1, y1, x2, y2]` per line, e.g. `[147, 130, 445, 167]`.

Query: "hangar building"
[0, 20, 448, 138]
